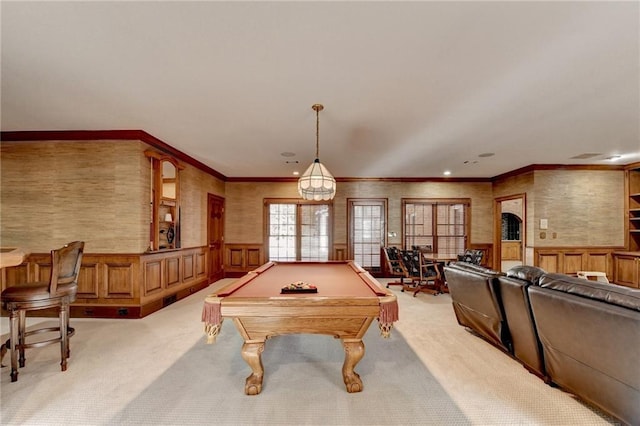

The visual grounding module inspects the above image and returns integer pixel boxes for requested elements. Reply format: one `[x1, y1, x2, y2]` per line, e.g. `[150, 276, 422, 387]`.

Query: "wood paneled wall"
[2, 134, 630, 303]
[1, 247, 209, 318]
[224, 243, 264, 277]
[534, 247, 619, 279]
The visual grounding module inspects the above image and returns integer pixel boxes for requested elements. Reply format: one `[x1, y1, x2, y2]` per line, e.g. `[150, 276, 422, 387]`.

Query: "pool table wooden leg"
[341, 339, 365, 393]
[241, 340, 265, 395]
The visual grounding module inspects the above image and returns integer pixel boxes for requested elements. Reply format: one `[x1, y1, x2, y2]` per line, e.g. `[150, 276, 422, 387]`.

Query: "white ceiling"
[2, 1, 639, 178]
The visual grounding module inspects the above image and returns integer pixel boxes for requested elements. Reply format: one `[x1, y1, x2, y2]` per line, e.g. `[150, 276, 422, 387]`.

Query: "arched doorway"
[494, 194, 525, 272]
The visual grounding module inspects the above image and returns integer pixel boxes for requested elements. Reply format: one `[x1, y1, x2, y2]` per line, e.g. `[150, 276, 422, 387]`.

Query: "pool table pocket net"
[202, 296, 224, 343]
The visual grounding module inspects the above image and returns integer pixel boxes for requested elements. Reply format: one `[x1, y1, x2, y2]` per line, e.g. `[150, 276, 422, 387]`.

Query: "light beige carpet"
[0, 279, 617, 425]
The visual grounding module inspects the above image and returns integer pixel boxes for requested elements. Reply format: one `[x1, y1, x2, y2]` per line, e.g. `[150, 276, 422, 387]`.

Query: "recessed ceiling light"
[293, 171, 299, 176]
[605, 155, 622, 161]
[443, 170, 451, 176]
[281, 152, 296, 157]
[478, 153, 494, 158]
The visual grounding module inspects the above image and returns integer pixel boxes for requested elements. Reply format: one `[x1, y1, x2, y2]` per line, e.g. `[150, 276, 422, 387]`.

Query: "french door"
[266, 200, 332, 261]
[348, 199, 387, 273]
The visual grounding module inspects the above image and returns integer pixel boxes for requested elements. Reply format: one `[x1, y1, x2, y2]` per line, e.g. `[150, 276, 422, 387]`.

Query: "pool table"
[202, 261, 398, 395]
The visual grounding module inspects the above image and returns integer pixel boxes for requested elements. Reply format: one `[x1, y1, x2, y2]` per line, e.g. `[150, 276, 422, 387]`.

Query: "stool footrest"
[5, 327, 75, 350]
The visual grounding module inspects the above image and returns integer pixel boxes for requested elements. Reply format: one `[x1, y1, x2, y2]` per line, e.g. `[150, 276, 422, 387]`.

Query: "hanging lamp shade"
[298, 104, 336, 201]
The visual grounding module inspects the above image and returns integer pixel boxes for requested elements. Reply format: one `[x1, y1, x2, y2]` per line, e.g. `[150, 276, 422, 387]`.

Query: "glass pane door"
[267, 202, 331, 262]
[300, 204, 329, 261]
[349, 200, 386, 271]
[268, 203, 296, 261]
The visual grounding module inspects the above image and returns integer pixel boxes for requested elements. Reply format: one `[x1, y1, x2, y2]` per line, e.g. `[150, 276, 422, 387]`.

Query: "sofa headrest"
[506, 265, 546, 285]
[538, 273, 640, 312]
[447, 261, 502, 276]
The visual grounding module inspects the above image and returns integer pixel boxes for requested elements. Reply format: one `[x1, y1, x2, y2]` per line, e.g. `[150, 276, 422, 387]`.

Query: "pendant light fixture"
[297, 104, 336, 201]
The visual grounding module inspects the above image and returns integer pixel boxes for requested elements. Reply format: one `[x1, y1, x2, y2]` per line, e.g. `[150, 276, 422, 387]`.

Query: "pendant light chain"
[312, 103, 324, 159]
[315, 106, 320, 159]
[298, 103, 335, 201]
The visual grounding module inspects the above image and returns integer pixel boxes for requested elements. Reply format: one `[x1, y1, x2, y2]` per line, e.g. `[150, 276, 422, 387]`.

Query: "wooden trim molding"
[1, 130, 226, 181]
[2, 131, 632, 182]
[229, 176, 493, 183]
[493, 163, 625, 182]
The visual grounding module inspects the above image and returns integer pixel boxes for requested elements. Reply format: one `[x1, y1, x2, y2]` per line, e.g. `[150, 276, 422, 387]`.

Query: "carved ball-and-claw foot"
[244, 373, 263, 395]
[342, 339, 365, 393]
[343, 372, 363, 393]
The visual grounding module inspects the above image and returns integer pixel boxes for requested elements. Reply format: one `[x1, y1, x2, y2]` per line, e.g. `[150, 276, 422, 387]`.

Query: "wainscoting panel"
[77, 262, 100, 299]
[586, 252, 610, 273]
[105, 262, 136, 298]
[247, 248, 262, 268]
[143, 260, 163, 295]
[562, 252, 585, 275]
[1, 247, 209, 318]
[229, 247, 243, 268]
[196, 252, 206, 278]
[534, 247, 620, 279]
[165, 255, 181, 288]
[224, 244, 264, 276]
[182, 253, 195, 282]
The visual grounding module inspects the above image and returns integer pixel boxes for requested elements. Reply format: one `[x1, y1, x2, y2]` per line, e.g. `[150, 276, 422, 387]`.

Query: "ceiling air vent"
[569, 153, 602, 159]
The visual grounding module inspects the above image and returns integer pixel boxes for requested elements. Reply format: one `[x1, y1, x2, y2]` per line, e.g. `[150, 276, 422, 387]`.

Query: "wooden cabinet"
[613, 251, 640, 288]
[626, 164, 640, 251]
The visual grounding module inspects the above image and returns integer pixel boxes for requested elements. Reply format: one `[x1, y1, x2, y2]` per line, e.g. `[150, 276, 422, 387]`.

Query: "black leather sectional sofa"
[444, 262, 640, 425]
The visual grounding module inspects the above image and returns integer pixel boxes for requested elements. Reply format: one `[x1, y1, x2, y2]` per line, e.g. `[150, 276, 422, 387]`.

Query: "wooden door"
[208, 194, 225, 283]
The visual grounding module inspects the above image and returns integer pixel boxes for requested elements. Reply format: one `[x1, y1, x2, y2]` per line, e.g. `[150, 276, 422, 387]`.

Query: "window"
[266, 200, 332, 261]
[501, 213, 521, 241]
[403, 199, 469, 256]
[348, 199, 387, 272]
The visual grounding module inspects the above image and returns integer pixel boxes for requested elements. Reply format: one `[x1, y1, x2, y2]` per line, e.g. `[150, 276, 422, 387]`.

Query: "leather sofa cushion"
[506, 265, 546, 285]
[539, 273, 640, 312]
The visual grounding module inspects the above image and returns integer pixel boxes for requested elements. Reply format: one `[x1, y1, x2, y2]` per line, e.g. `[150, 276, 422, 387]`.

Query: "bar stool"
[1, 241, 84, 382]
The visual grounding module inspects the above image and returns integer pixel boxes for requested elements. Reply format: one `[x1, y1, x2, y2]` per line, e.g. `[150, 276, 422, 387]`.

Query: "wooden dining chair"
[1, 241, 84, 382]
